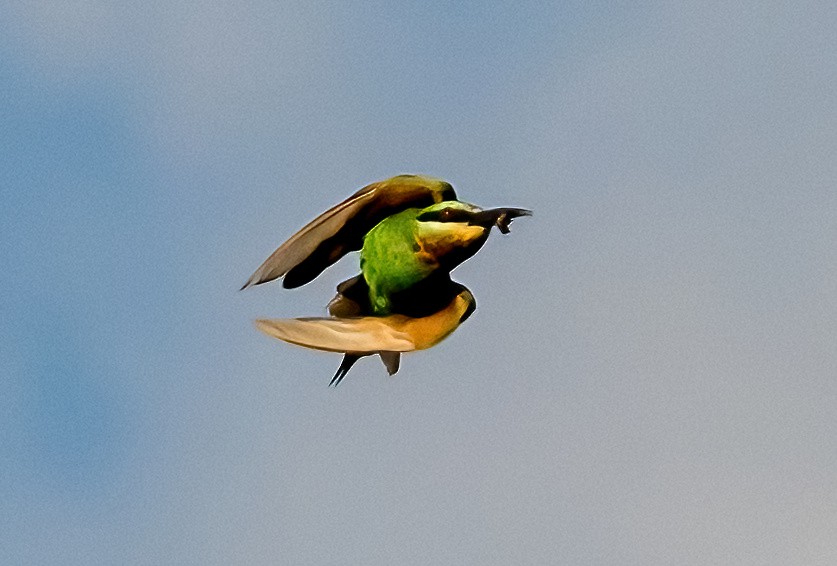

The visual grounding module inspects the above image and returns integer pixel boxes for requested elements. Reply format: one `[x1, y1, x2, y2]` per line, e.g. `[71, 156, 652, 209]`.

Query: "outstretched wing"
[256, 284, 476, 384]
[241, 185, 377, 290]
[255, 283, 476, 354]
[241, 175, 457, 289]
[255, 316, 417, 353]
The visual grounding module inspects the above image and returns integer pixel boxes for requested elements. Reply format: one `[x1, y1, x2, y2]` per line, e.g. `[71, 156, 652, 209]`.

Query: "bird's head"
[414, 201, 531, 269]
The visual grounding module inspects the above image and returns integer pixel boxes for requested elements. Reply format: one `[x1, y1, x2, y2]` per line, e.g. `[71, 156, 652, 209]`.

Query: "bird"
[242, 174, 531, 385]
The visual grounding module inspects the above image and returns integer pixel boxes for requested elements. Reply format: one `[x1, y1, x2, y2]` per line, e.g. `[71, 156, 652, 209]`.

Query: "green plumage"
[360, 208, 436, 314]
[359, 200, 527, 315]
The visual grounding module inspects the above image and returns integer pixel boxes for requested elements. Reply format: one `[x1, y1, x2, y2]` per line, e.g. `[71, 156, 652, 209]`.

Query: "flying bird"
[243, 174, 531, 385]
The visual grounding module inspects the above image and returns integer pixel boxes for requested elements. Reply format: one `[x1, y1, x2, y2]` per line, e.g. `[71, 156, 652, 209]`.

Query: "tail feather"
[379, 352, 401, 376]
[330, 354, 362, 387]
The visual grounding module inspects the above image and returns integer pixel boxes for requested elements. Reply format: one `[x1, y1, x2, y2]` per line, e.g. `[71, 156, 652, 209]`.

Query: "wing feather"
[241, 175, 457, 289]
[255, 316, 416, 353]
[241, 185, 378, 289]
[255, 285, 475, 356]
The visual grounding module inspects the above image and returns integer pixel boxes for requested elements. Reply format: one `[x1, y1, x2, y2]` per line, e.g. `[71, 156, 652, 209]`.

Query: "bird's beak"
[469, 207, 532, 234]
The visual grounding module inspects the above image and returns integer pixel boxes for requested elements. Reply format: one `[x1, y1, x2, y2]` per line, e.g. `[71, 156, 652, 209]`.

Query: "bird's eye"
[440, 208, 453, 220]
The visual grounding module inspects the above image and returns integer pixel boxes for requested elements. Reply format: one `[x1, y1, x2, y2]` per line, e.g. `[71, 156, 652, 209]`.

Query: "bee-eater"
[243, 174, 531, 385]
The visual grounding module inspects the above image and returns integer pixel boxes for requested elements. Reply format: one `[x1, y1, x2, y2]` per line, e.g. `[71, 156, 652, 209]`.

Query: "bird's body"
[242, 174, 531, 385]
[360, 203, 484, 314]
[359, 208, 437, 314]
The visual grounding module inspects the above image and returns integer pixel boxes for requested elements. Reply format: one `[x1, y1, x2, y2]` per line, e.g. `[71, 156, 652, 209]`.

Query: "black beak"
[469, 207, 532, 234]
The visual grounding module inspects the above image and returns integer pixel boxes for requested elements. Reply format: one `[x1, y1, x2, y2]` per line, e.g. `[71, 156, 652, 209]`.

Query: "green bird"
[243, 174, 531, 385]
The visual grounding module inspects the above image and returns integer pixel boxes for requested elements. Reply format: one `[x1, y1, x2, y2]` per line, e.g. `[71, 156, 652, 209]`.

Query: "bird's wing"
[255, 316, 417, 353]
[256, 284, 476, 355]
[241, 175, 457, 289]
[241, 184, 379, 289]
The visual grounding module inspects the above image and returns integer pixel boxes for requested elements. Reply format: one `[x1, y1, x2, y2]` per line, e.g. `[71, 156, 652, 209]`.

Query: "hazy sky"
[2, 2, 836, 564]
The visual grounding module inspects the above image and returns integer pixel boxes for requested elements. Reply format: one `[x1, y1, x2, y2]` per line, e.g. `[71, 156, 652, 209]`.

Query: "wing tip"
[253, 318, 272, 334]
[240, 268, 282, 291]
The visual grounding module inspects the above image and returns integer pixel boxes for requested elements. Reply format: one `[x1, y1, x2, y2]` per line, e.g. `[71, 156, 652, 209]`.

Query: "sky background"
[1, 1, 836, 564]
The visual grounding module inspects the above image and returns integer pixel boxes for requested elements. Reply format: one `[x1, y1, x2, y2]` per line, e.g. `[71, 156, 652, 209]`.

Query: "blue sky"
[2, 2, 836, 564]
